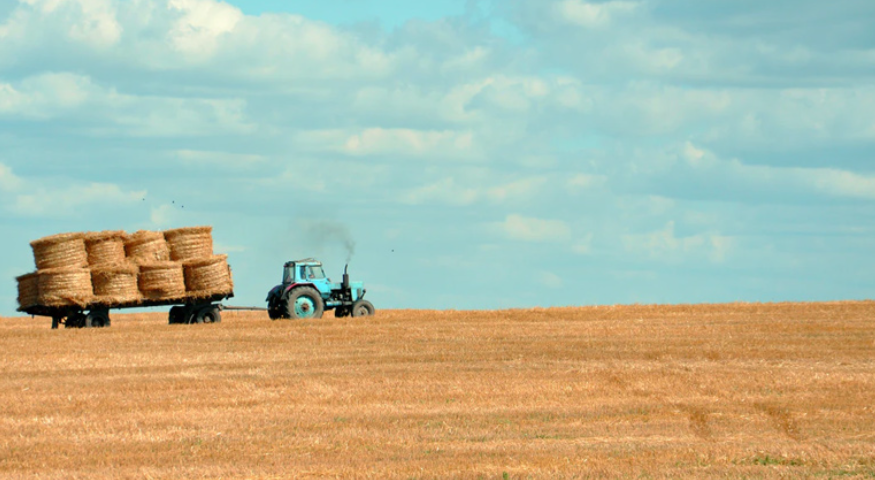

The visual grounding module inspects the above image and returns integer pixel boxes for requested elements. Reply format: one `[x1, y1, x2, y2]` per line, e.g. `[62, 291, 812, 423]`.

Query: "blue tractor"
[265, 258, 375, 320]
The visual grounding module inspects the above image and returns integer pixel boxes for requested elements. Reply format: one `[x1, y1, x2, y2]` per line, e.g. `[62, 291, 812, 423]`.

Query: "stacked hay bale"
[15, 272, 39, 309]
[37, 268, 93, 307]
[138, 261, 186, 300]
[26, 233, 93, 308]
[164, 226, 233, 300]
[86, 230, 141, 305]
[124, 231, 170, 265]
[164, 226, 212, 262]
[16, 225, 233, 311]
[86, 231, 127, 267]
[184, 254, 234, 299]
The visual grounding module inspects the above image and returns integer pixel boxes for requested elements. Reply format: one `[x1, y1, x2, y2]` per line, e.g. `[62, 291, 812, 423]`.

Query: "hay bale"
[125, 230, 170, 264]
[138, 261, 185, 300]
[92, 264, 141, 304]
[37, 268, 93, 307]
[85, 230, 127, 267]
[16, 272, 39, 309]
[30, 232, 88, 269]
[164, 226, 213, 262]
[183, 254, 234, 298]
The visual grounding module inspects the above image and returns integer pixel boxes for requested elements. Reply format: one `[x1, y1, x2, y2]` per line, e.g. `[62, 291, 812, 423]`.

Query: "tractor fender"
[283, 283, 317, 297]
[265, 285, 283, 302]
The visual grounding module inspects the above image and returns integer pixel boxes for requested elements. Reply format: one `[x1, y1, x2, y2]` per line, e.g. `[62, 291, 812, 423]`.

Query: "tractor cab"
[282, 259, 331, 294]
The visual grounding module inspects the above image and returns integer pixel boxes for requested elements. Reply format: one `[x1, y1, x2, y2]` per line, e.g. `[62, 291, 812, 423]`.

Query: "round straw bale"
[37, 268, 93, 307]
[125, 230, 170, 264]
[164, 226, 213, 261]
[92, 264, 141, 305]
[85, 230, 127, 267]
[138, 261, 185, 300]
[16, 272, 39, 309]
[183, 254, 234, 298]
[30, 232, 88, 270]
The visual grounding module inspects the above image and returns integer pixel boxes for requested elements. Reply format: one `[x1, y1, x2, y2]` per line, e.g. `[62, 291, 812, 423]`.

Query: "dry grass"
[1, 301, 873, 479]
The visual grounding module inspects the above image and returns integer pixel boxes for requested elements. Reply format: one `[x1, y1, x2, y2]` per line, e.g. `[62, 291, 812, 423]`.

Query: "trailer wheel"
[168, 306, 184, 325]
[86, 310, 110, 328]
[285, 287, 324, 319]
[351, 300, 375, 318]
[66, 312, 86, 328]
[195, 305, 222, 324]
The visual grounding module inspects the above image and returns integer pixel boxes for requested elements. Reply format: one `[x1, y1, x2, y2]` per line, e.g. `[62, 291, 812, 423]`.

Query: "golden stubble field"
[1, 302, 873, 479]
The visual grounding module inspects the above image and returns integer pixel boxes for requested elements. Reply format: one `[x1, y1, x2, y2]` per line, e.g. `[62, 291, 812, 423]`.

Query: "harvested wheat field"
[0, 302, 873, 479]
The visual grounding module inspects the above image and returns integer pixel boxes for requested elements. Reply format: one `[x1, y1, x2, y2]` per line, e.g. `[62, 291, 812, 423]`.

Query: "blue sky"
[1, 0, 874, 315]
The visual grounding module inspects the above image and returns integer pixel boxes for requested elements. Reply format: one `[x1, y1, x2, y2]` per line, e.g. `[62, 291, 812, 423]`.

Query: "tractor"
[265, 258, 375, 320]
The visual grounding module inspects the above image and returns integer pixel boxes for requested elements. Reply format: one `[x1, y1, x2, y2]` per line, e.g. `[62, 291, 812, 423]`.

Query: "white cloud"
[571, 233, 594, 255]
[343, 128, 477, 159]
[149, 204, 177, 227]
[402, 177, 479, 206]
[10, 0, 122, 48]
[68, 0, 122, 48]
[486, 177, 547, 202]
[566, 173, 606, 190]
[681, 142, 875, 201]
[537, 271, 563, 288]
[621, 221, 732, 263]
[0, 73, 255, 136]
[402, 176, 547, 206]
[174, 149, 265, 168]
[496, 214, 571, 242]
[0, 162, 23, 192]
[167, 0, 243, 58]
[0, 73, 94, 118]
[554, 0, 639, 28]
[12, 182, 146, 217]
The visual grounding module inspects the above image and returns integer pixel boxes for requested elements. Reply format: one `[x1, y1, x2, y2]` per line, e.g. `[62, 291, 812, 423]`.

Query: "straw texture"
[16, 272, 39, 309]
[164, 226, 213, 262]
[92, 264, 141, 304]
[85, 231, 127, 267]
[37, 268, 93, 307]
[138, 262, 185, 300]
[30, 233, 88, 270]
[125, 231, 170, 265]
[183, 254, 233, 298]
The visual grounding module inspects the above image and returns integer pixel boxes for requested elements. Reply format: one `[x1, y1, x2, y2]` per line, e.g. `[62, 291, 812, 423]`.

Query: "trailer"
[19, 291, 233, 329]
[16, 227, 242, 329]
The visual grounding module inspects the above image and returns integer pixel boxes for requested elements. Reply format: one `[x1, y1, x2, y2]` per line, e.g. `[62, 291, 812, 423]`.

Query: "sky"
[1, 0, 874, 315]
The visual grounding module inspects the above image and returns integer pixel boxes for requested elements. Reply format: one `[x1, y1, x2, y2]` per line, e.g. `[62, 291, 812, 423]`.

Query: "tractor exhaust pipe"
[342, 263, 350, 291]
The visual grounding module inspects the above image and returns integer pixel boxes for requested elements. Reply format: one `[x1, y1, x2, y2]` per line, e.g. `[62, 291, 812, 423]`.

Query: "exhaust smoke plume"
[298, 220, 356, 263]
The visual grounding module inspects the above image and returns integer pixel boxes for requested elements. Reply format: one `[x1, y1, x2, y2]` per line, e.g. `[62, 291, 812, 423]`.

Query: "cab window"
[301, 266, 326, 280]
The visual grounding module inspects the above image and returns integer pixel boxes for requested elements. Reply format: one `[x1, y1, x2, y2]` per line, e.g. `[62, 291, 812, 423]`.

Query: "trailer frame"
[19, 292, 234, 329]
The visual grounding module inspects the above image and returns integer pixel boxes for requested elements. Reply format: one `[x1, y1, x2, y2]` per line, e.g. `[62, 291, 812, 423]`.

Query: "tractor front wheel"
[285, 287, 324, 319]
[351, 300, 375, 318]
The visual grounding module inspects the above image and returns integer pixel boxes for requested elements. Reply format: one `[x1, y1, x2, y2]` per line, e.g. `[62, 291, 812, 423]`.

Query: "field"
[1, 302, 873, 479]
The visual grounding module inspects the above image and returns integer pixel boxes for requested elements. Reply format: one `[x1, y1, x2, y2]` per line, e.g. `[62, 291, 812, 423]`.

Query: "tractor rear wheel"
[268, 302, 284, 320]
[285, 287, 324, 319]
[351, 300, 375, 317]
